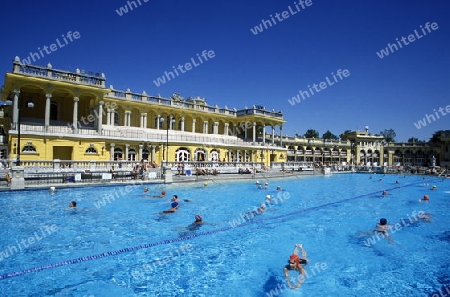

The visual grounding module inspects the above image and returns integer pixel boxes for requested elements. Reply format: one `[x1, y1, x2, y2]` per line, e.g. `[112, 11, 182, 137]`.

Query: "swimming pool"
[0, 174, 449, 296]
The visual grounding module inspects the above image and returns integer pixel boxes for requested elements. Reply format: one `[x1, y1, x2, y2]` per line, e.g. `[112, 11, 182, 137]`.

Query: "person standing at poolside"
[284, 244, 308, 289]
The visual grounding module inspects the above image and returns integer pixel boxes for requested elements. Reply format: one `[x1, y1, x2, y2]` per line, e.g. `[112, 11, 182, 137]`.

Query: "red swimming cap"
[289, 255, 300, 263]
[162, 191, 166, 195]
[423, 195, 429, 200]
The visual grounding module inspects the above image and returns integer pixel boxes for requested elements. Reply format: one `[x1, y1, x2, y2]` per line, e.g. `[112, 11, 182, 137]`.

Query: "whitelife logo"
[21, 31, 81, 65]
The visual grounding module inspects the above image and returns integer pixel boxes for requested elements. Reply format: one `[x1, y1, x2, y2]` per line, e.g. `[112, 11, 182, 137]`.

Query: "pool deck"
[0, 169, 331, 191]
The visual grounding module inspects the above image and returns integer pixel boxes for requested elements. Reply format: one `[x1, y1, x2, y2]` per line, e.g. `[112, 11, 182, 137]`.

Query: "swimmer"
[163, 202, 179, 213]
[276, 186, 282, 190]
[283, 244, 308, 289]
[257, 203, 266, 213]
[265, 195, 271, 201]
[395, 180, 399, 184]
[171, 194, 192, 202]
[143, 187, 149, 193]
[432, 185, 437, 190]
[151, 191, 166, 198]
[258, 182, 268, 190]
[374, 218, 394, 244]
[382, 190, 388, 196]
[418, 195, 429, 202]
[69, 201, 77, 208]
[256, 180, 260, 185]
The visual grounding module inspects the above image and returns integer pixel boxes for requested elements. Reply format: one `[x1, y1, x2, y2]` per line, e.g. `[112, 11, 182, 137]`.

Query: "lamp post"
[5, 99, 34, 166]
[159, 117, 176, 166]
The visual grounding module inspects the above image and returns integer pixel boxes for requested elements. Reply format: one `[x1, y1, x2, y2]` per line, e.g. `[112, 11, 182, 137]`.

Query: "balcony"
[12, 58, 106, 88]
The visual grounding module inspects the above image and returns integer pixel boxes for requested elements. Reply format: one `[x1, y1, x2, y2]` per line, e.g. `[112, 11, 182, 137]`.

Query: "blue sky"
[1, 0, 449, 142]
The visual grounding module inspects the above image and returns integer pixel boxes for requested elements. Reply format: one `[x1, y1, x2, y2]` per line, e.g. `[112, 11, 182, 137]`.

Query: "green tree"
[380, 129, 396, 142]
[322, 130, 339, 140]
[407, 137, 425, 143]
[429, 130, 444, 143]
[304, 129, 319, 139]
[339, 130, 352, 140]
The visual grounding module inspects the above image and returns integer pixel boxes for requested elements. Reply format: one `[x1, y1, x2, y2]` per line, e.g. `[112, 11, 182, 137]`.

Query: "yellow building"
[0, 57, 286, 166]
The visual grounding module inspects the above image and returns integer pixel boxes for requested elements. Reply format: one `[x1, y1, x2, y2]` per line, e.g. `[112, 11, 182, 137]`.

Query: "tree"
[380, 129, 396, 142]
[304, 129, 319, 139]
[339, 130, 352, 140]
[407, 137, 425, 143]
[429, 130, 444, 143]
[322, 130, 339, 140]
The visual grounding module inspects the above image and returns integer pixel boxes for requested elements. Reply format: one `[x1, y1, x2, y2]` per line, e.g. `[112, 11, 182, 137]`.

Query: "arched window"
[128, 149, 136, 161]
[210, 150, 220, 162]
[176, 148, 190, 162]
[85, 147, 98, 154]
[195, 148, 206, 161]
[142, 149, 150, 160]
[22, 143, 37, 153]
[114, 148, 123, 160]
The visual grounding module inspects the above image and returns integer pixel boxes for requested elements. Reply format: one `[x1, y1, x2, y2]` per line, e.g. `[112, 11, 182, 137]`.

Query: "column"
[111, 110, 116, 126]
[280, 126, 283, 147]
[228, 150, 232, 162]
[45, 93, 52, 131]
[157, 115, 161, 129]
[125, 144, 129, 161]
[224, 123, 229, 135]
[110, 143, 115, 161]
[124, 111, 131, 127]
[11, 90, 20, 129]
[244, 122, 248, 139]
[97, 101, 104, 133]
[262, 126, 266, 144]
[192, 119, 196, 133]
[252, 122, 256, 142]
[180, 117, 185, 131]
[143, 113, 147, 129]
[140, 114, 143, 128]
[139, 144, 143, 161]
[213, 122, 219, 134]
[244, 150, 247, 162]
[106, 109, 111, 125]
[203, 121, 208, 134]
[151, 145, 156, 162]
[272, 126, 275, 145]
[72, 97, 79, 132]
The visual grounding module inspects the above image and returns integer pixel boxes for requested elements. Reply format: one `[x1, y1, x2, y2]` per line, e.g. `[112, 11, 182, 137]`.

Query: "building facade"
[0, 58, 286, 166]
[0, 58, 448, 170]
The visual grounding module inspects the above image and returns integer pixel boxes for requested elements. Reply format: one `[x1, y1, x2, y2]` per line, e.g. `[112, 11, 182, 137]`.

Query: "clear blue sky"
[1, 0, 449, 142]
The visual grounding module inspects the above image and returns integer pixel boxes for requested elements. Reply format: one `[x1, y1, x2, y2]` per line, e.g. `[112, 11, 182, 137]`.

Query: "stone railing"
[12, 58, 106, 87]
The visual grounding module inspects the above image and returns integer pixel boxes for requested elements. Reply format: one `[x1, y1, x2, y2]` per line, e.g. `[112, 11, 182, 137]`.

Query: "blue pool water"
[0, 174, 449, 296]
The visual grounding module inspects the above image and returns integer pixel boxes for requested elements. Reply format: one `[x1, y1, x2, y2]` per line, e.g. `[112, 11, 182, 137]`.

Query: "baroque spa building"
[0, 57, 287, 166]
[0, 58, 448, 172]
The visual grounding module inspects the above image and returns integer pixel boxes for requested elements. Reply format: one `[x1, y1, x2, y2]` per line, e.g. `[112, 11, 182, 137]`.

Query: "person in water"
[284, 244, 308, 289]
[163, 202, 179, 213]
[171, 194, 192, 202]
[418, 195, 429, 202]
[151, 191, 166, 198]
[374, 218, 394, 244]
[69, 201, 77, 208]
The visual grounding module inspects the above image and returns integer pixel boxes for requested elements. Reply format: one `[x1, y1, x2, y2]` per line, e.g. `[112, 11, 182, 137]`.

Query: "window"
[22, 145, 37, 153]
[85, 147, 98, 154]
